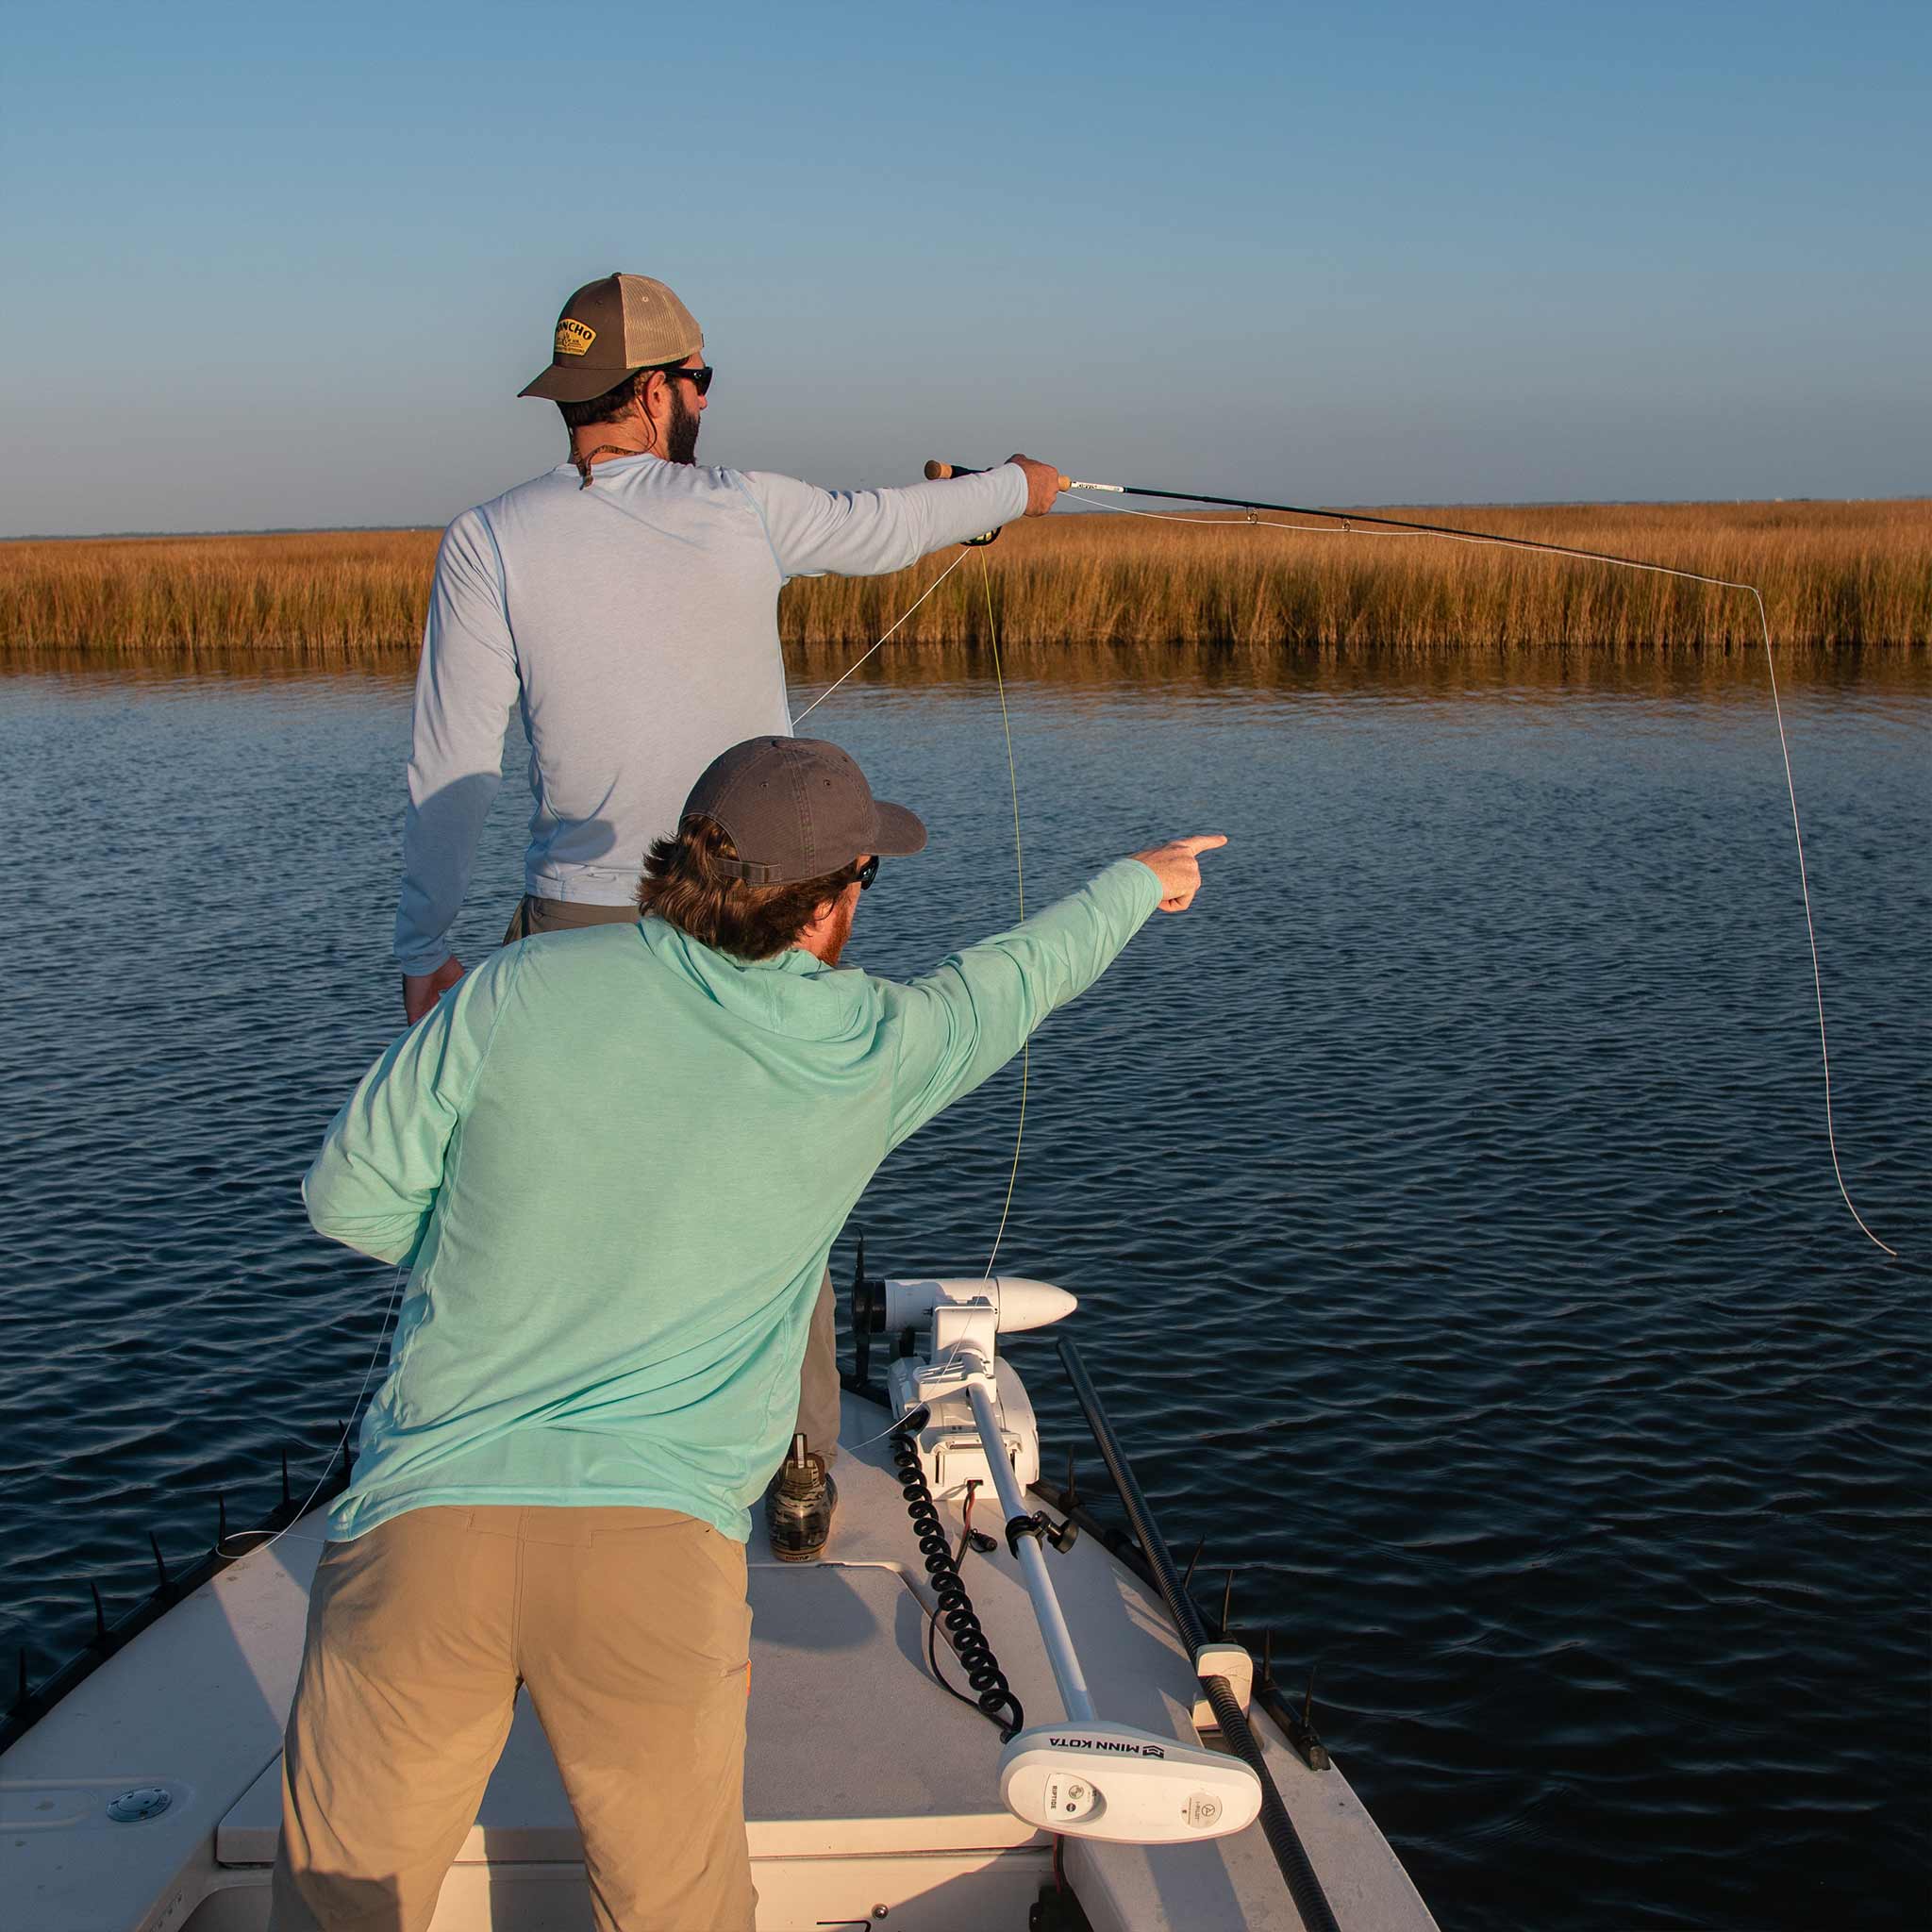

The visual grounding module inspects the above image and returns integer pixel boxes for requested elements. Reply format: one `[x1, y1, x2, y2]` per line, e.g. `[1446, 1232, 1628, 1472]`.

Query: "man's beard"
[663, 385, 701, 465]
[817, 892, 856, 967]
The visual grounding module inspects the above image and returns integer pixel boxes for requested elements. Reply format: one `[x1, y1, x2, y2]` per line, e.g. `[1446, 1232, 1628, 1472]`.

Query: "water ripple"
[0, 667, 1925, 1932]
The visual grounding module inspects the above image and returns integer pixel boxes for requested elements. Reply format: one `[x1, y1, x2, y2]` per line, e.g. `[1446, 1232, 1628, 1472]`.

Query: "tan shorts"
[501, 893, 638, 944]
[269, 1506, 755, 1932]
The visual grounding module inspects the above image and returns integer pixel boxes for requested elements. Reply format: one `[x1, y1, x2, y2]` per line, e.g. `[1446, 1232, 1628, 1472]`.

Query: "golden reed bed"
[2, 499, 1925, 671]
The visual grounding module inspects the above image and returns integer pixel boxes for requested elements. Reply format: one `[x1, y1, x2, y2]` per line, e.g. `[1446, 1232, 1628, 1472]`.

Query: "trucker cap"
[519, 274, 704, 403]
[682, 738, 928, 885]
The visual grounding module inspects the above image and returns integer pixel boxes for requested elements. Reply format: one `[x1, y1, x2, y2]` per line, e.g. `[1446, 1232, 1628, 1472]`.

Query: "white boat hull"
[2, 1391, 1436, 1931]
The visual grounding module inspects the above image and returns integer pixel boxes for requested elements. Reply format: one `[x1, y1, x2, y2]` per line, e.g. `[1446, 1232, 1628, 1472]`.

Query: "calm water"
[1, 659, 1925, 1929]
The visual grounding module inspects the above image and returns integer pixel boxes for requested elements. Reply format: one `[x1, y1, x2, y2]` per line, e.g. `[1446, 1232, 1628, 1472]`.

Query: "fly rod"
[927, 458, 1699, 576]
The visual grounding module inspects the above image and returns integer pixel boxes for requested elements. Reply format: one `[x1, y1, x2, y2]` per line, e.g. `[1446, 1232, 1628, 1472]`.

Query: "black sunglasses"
[659, 363, 713, 396]
[857, 855, 879, 891]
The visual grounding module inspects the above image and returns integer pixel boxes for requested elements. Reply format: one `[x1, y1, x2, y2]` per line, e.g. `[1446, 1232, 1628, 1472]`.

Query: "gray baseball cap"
[683, 737, 927, 885]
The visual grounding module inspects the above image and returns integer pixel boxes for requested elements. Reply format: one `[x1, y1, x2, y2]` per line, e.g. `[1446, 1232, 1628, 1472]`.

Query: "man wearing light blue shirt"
[396, 272, 1059, 1013]
[392, 273, 1063, 1513]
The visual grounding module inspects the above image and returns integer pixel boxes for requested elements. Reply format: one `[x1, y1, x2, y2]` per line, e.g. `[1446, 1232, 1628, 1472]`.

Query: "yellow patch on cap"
[555, 317, 596, 358]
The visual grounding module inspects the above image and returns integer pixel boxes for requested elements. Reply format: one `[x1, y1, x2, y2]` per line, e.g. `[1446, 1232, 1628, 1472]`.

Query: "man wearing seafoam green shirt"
[274, 733, 1224, 1932]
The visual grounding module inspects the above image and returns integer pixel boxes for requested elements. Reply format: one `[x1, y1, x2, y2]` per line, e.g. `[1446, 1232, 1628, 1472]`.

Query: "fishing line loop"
[1066, 490, 1894, 1257]
[216, 1258, 408, 1559]
[790, 545, 974, 727]
[786, 538, 1039, 1431]
[980, 546, 1028, 1278]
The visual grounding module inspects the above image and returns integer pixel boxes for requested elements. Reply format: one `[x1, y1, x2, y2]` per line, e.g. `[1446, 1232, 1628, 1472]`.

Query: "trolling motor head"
[998, 1722, 1262, 1843]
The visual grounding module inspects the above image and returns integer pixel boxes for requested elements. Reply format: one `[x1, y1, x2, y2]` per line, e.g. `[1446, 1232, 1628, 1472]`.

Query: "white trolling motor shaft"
[875, 1270, 1262, 1845]
[956, 1355, 1263, 1845]
[964, 1373, 1095, 1724]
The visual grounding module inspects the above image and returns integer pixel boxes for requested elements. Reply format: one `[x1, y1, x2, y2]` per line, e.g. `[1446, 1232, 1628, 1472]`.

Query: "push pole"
[961, 1369, 1097, 1725]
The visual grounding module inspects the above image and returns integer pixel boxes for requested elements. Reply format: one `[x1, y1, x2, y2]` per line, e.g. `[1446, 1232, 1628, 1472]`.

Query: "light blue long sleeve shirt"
[311, 858, 1162, 1543]
[394, 457, 1029, 974]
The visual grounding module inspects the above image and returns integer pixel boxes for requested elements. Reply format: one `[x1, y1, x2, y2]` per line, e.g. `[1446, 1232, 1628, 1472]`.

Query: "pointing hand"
[1128, 835, 1228, 913]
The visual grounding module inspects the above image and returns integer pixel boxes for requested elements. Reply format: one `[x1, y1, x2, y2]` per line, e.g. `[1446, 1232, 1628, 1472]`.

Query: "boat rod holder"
[1004, 1508, 1078, 1558]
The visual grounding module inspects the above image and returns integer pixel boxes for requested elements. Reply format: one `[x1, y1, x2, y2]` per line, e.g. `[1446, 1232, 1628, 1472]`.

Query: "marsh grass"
[0, 529, 435, 664]
[3, 500, 1925, 672]
[784, 498, 1932, 670]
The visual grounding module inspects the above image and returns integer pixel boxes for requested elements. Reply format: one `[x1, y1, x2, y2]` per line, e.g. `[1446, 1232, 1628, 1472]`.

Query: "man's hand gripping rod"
[924, 458, 1068, 538]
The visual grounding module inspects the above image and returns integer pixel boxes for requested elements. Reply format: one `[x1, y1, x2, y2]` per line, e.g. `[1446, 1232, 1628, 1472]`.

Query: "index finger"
[1173, 834, 1229, 855]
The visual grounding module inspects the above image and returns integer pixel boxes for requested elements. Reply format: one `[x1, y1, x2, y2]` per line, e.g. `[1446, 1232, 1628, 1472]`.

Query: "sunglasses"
[661, 363, 713, 396]
[857, 855, 880, 891]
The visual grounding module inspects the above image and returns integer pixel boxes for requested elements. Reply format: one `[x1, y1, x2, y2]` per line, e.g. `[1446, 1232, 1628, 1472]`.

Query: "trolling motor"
[854, 1253, 1263, 1846]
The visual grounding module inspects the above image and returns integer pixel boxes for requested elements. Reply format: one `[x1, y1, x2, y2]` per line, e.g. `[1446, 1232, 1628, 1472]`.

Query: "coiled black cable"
[891, 1414, 1024, 1739]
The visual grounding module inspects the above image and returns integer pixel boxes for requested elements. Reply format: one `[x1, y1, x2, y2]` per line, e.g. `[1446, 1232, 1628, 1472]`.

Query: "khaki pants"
[504, 894, 841, 1465]
[270, 1506, 755, 1932]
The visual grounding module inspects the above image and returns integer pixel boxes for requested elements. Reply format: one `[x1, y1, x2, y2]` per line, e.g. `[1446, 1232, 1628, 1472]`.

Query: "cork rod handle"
[925, 458, 1072, 490]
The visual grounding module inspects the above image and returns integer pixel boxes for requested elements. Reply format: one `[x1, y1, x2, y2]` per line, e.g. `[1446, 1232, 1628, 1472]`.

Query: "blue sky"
[3, 0, 1925, 536]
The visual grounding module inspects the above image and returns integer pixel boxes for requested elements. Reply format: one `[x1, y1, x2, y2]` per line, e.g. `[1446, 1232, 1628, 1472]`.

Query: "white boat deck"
[1, 1391, 1437, 1931]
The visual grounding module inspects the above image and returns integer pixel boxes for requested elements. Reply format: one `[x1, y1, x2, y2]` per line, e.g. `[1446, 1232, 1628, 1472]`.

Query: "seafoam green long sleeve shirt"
[308, 858, 1162, 1543]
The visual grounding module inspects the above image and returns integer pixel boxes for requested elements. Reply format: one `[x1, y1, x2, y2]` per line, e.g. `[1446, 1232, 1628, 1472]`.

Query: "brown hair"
[638, 816, 861, 959]
[556, 362, 676, 434]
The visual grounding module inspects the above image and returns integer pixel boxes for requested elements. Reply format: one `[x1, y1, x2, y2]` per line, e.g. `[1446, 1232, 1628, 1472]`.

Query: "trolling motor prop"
[858, 1259, 1264, 1846]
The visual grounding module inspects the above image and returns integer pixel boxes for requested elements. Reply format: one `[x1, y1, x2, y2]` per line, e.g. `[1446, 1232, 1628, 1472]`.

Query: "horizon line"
[6, 493, 1927, 545]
